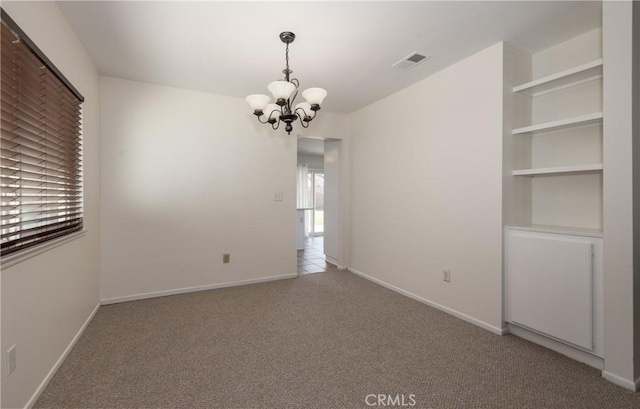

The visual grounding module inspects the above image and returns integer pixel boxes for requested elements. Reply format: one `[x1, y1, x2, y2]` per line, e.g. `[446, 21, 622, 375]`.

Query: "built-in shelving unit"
[512, 112, 603, 136]
[508, 53, 604, 228]
[503, 29, 605, 363]
[512, 59, 603, 97]
[512, 163, 603, 177]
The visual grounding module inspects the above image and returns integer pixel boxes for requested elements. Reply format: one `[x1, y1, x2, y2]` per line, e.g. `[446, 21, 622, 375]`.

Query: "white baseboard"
[602, 370, 640, 391]
[347, 267, 505, 335]
[100, 273, 298, 305]
[325, 256, 347, 270]
[508, 324, 603, 370]
[25, 301, 101, 409]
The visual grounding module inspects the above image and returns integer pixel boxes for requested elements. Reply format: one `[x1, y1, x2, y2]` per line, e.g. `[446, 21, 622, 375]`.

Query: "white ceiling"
[57, 1, 601, 114]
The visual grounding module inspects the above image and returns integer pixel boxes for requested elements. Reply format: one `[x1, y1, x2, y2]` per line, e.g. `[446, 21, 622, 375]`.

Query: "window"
[1, 10, 84, 257]
[312, 172, 324, 235]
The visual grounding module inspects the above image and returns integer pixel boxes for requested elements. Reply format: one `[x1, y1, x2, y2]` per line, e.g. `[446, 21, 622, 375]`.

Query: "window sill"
[1, 230, 87, 269]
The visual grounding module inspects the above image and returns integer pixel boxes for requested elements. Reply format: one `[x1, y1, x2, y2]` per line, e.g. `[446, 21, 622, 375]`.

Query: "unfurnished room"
[1, 1, 640, 408]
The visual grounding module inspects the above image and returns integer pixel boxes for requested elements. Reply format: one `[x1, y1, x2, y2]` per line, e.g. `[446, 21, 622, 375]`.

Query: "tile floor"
[297, 236, 327, 274]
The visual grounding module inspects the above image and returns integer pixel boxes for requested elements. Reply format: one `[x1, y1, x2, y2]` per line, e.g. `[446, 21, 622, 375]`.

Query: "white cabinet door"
[506, 231, 593, 350]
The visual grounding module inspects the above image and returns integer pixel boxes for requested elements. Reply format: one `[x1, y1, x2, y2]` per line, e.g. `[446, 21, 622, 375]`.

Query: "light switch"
[273, 192, 283, 201]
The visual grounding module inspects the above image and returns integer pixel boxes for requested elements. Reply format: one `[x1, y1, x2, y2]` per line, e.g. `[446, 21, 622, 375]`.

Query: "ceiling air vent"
[392, 52, 431, 71]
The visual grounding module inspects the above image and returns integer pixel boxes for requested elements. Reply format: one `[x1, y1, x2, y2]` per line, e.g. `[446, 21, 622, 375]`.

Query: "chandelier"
[245, 32, 327, 135]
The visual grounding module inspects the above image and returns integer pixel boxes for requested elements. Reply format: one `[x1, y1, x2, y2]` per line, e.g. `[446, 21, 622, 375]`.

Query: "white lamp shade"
[302, 87, 327, 105]
[268, 81, 296, 101]
[295, 102, 312, 117]
[265, 104, 281, 120]
[245, 94, 270, 111]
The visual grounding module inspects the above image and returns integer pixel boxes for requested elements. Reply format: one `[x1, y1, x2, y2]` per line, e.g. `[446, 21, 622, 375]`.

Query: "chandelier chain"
[285, 42, 290, 80]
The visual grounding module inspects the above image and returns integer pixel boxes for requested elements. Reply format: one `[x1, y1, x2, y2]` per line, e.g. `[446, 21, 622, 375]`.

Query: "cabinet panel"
[506, 231, 593, 350]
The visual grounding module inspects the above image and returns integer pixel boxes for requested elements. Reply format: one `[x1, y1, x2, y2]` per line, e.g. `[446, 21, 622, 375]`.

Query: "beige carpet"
[34, 268, 640, 409]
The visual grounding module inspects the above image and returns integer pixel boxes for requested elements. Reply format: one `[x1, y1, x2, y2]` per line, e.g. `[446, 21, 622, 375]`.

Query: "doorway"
[296, 136, 342, 275]
[296, 137, 325, 274]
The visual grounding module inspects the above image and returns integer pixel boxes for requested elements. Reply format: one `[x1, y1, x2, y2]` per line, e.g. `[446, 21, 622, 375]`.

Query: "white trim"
[1, 230, 87, 269]
[505, 224, 603, 238]
[601, 371, 640, 392]
[512, 59, 603, 95]
[100, 273, 298, 305]
[512, 163, 603, 177]
[529, 75, 602, 98]
[25, 301, 100, 409]
[512, 111, 603, 135]
[347, 267, 506, 335]
[508, 324, 603, 370]
[325, 256, 347, 270]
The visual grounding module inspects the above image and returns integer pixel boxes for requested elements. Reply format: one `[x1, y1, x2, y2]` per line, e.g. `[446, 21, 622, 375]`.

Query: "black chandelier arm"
[294, 112, 311, 128]
[256, 115, 271, 124]
[255, 111, 282, 128]
[260, 106, 284, 123]
[294, 107, 317, 122]
[288, 78, 300, 106]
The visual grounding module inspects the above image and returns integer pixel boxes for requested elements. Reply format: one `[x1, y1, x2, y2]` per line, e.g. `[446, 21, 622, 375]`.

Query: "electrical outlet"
[223, 254, 230, 264]
[7, 345, 16, 376]
[442, 270, 451, 283]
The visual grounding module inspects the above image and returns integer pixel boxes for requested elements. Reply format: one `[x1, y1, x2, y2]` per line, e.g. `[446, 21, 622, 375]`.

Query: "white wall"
[602, 0, 639, 389]
[0, 2, 101, 408]
[323, 140, 340, 265]
[347, 43, 505, 331]
[634, 0, 640, 382]
[100, 77, 347, 302]
[502, 45, 532, 228]
[100, 77, 294, 300]
[297, 153, 324, 170]
[295, 114, 346, 142]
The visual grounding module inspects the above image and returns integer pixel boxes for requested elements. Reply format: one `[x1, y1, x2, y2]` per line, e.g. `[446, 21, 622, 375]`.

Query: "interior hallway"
[297, 236, 326, 275]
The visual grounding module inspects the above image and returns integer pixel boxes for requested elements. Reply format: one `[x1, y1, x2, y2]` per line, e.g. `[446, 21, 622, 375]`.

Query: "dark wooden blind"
[1, 21, 83, 256]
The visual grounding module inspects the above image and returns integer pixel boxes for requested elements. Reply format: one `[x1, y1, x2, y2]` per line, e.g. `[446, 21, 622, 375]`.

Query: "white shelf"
[513, 59, 603, 97]
[512, 163, 603, 177]
[506, 224, 603, 238]
[512, 112, 603, 136]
